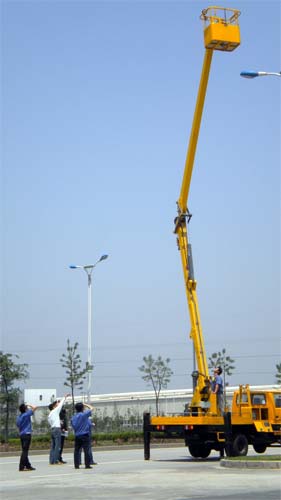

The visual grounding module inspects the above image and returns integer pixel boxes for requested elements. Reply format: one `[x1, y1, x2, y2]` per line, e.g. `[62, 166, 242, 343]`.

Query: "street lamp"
[240, 70, 281, 79]
[69, 254, 109, 402]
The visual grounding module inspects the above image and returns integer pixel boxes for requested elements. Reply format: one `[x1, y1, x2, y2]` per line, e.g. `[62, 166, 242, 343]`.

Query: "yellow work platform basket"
[200, 6, 241, 51]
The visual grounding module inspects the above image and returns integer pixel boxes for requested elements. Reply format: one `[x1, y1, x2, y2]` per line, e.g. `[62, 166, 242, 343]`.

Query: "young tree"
[60, 339, 91, 411]
[208, 348, 235, 386]
[139, 355, 173, 416]
[0, 352, 29, 441]
[275, 363, 281, 385]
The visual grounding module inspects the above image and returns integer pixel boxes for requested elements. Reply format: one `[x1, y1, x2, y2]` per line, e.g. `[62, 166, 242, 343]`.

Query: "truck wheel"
[188, 444, 200, 458]
[188, 444, 211, 458]
[232, 434, 248, 456]
[253, 443, 267, 454]
[198, 445, 211, 458]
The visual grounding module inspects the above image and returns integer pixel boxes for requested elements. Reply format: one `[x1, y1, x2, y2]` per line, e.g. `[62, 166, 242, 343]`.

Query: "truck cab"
[230, 385, 281, 454]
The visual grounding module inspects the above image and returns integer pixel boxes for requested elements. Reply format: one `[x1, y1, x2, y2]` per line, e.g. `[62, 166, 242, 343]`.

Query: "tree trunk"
[71, 386, 75, 413]
[5, 394, 9, 442]
[156, 394, 159, 416]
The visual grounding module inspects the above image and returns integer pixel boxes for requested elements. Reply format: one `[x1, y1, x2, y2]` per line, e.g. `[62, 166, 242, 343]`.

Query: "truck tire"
[188, 444, 200, 458]
[188, 444, 211, 458]
[198, 445, 211, 458]
[253, 443, 267, 454]
[232, 434, 248, 456]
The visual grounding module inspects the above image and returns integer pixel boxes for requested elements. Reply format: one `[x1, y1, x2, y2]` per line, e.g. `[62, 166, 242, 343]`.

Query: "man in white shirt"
[48, 394, 70, 464]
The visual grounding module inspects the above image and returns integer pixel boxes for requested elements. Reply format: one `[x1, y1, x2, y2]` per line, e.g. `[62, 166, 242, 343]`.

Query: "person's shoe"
[85, 466, 93, 469]
[75, 466, 80, 469]
[19, 467, 29, 471]
[91, 462, 98, 465]
[27, 466, 36, 471]
[59, 460, 67, 464]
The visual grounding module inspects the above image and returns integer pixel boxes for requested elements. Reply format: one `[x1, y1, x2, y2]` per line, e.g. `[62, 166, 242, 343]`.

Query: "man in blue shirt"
[71, 402, 93, 469]
[78, 417, 97, 466]
[16, 403, 37, 471]
[212, 366, 224, 415]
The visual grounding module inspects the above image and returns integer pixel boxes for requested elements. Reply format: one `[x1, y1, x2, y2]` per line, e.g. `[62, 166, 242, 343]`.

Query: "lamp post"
[69, 254, 108, 402]
[240, 70, 281, 79]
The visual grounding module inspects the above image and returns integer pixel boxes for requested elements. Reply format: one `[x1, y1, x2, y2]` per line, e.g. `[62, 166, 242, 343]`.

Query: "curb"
[220, 459, 281, 469]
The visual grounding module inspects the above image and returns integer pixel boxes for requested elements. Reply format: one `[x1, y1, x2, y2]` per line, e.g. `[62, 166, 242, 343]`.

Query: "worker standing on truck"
[212, 367, 224, 415]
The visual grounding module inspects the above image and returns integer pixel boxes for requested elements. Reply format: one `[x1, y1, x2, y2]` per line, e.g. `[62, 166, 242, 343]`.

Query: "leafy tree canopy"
[139, 355, 173, 415]
[275, 362, 281, 385]
[60, 339, 91, 410]
[0, 351, 29, 441]
[208, 348, 235, 376]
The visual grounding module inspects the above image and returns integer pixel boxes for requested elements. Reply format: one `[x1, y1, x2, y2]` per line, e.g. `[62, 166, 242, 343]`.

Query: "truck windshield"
[274, 394, 281, 408]
[251, 394, 266, 405]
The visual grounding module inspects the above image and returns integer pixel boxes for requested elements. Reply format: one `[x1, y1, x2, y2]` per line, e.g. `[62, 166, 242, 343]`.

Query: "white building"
[23, 385, 279, 424]
[24, 389, 57, 407]
[68, 385, 279, 419]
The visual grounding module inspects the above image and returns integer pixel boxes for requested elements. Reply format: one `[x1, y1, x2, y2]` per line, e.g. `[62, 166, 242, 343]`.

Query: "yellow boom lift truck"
[143, 6, 281, 459]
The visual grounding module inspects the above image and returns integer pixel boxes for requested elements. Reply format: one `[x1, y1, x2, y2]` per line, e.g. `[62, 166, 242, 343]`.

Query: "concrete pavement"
[1, 446, 280, 500]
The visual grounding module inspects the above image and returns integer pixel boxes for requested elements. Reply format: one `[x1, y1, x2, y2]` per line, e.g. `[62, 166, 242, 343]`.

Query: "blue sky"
[1, 0, 280, 397]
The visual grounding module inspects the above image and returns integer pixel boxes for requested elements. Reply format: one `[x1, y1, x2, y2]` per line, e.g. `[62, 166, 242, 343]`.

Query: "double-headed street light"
[240, 70, 281, 79]
[69, 254, 109, 402]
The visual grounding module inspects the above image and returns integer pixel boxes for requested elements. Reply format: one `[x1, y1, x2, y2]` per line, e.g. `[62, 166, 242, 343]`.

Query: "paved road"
[0, 446, 280, 500]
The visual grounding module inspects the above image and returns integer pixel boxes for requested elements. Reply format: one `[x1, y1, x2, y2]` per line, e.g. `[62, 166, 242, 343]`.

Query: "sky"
[1, 0, 280, 398]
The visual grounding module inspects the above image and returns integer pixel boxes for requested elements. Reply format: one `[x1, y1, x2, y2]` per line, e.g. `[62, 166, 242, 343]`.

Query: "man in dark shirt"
[59, 408, 68, 464]
[71, 402, 93, 469]
[16, 403, 37, 471]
